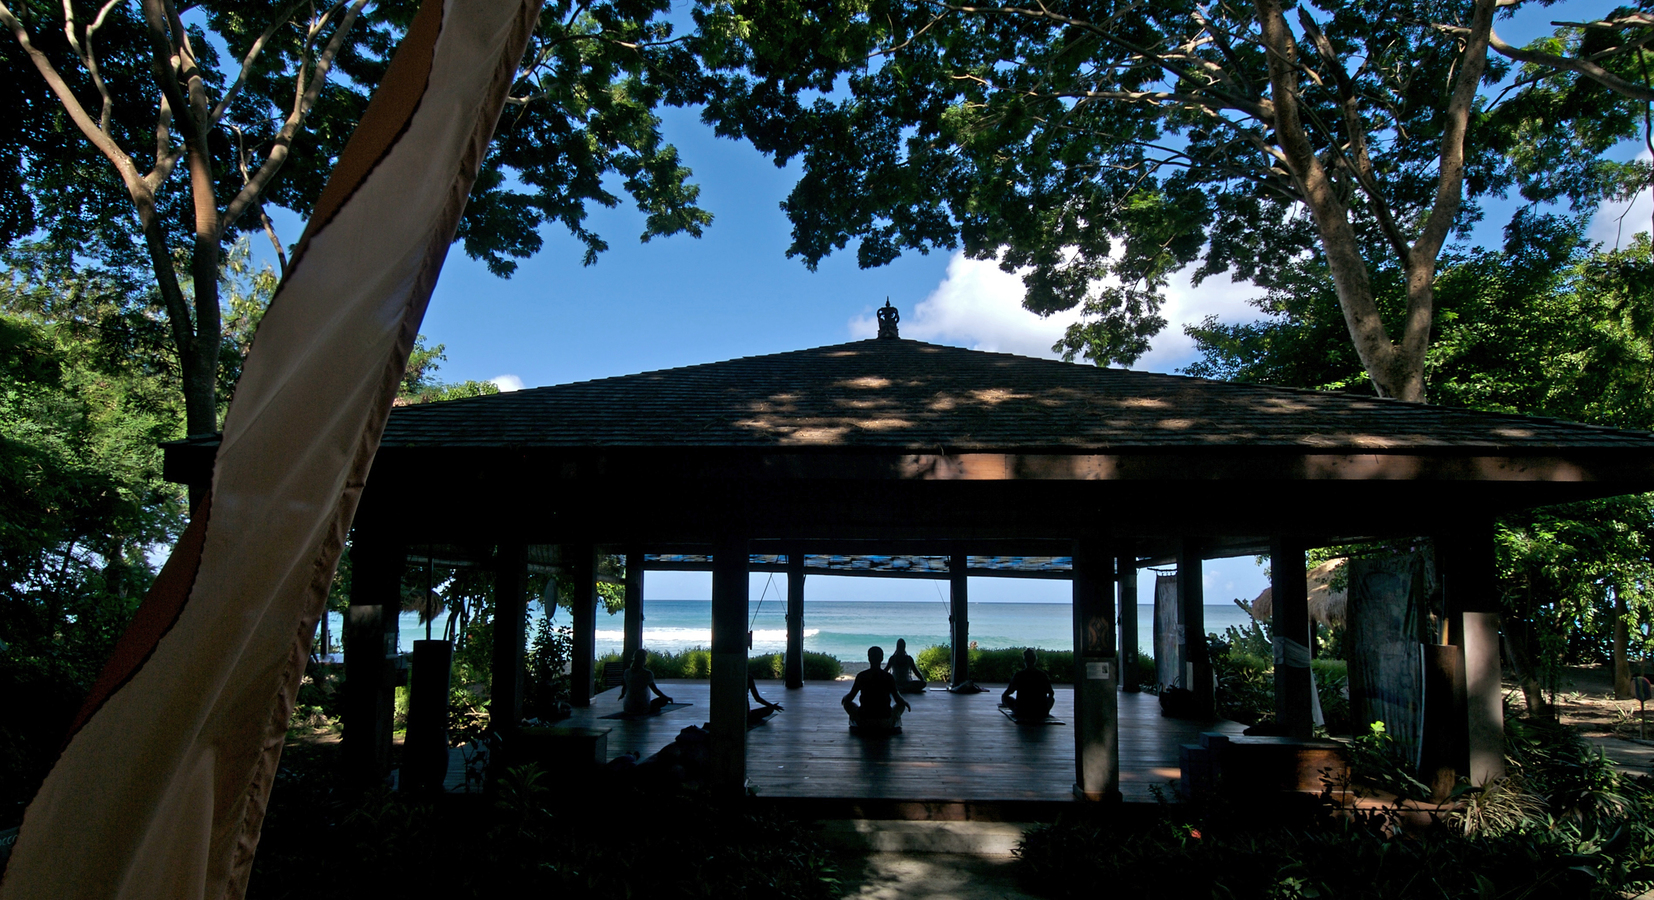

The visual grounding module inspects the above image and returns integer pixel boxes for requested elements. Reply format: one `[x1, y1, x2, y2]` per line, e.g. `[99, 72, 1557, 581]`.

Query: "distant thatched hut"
[1250, 559, 1347, 627]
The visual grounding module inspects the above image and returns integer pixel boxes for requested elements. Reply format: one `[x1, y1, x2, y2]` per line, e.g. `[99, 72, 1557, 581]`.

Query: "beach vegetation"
[591, 648, 843, 681]
[914, 645, 1076, 684]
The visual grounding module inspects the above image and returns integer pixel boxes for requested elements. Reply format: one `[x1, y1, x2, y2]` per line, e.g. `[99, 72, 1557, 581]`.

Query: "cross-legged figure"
[1002, 648, 1055, 721]
[843, 646, 911, 731]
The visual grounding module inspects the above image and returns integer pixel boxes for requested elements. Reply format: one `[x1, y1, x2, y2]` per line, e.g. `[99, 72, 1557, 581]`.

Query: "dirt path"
[1510, 665, 1654, 776]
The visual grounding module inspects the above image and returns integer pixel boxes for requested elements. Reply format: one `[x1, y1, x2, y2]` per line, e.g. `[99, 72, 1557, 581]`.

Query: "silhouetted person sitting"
[748, 674, 784, 727]
[1002, 648, 1055, 721]
[843, 646, 910, 732]
[885, 638, 927, 694]
[619, 648, 674, 716]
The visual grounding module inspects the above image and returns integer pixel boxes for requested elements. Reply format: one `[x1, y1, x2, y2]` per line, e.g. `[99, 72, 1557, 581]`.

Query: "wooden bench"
[602, 661, 627, 690]
[1180, 732, 1348, 799]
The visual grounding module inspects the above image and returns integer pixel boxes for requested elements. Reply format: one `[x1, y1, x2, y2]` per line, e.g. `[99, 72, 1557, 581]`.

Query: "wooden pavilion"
[165, 305, 1654, 801]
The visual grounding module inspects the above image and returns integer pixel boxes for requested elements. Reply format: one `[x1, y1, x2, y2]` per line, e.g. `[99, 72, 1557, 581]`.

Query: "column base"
[1072, 785, 1123, 803]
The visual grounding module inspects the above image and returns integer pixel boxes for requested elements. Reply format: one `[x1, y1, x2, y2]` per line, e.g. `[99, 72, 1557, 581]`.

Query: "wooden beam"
[1072, 538, 1120, 801]
[1270, 536, 1314, 739]
[949, 553, 970, 686]
[710, 533, 750, 794]
[491, 541, 529, 732]
[622, 550, 644, 667]
[344, 531, 402, 781]
[1440, 527, 1506, 785]
[1117, 547, 1140, 694]
[568, 544, 596, 707]
[785, 551, 806, 689]
[1178, 538, 1214, 718]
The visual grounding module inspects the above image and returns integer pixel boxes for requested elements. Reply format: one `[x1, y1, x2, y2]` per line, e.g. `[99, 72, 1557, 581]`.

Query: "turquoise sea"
[325, 600, 1257, 663]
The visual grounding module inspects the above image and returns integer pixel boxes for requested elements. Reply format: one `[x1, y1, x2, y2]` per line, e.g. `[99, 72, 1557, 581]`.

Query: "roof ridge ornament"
[876, 298, 900, 339]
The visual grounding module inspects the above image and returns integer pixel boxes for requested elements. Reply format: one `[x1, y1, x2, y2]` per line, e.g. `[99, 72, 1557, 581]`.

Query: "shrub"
[598, 649, 841, 681]
[912, 645, 1074, 683]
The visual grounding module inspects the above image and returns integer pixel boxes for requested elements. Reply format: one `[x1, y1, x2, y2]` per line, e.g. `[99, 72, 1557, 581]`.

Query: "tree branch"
[222, 0, 369, 233]
[1487, 26, 1654, 103]
[210, 0, 307, 125]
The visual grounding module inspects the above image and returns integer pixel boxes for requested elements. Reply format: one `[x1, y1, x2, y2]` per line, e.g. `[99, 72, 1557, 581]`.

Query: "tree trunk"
[1614, 587, 1632, 699]
[1503, 615, 1552, 718]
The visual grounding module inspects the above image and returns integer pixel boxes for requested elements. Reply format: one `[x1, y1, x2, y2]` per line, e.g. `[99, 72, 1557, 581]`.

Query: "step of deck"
[815, 819, 1029, 856]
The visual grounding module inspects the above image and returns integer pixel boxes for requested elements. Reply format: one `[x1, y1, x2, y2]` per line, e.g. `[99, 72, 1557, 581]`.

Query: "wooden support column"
[1270, 536, 1314, 739]
[344, 530, 402, 781]
[1441, 527, 1506, 785]
[949, 553, 971, 686]
[710, 534, 751, 793]
[784, 551, 806, 689]
[1117, 547, 1140, 693]
[622, 551, 644, 667]
[491, 541, 529, 732]
[1073, 538, 1121, 802]
[1177, 538, 1214, 718]
[568, 544, 597, 707]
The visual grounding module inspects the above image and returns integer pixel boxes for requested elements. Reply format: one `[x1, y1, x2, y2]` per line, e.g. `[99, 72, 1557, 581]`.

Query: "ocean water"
[325, 600, 1258, 663]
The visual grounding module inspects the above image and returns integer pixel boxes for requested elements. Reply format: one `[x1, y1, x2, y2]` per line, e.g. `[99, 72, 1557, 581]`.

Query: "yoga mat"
[999, 708, 1065, 725]
[600, 702, 691, 720]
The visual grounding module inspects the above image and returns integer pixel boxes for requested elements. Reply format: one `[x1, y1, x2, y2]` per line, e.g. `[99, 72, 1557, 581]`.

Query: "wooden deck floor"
[558, 679, 1244, 803]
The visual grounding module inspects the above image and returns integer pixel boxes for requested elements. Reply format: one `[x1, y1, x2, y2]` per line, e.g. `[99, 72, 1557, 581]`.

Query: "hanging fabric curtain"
[0, 2, 541, 896]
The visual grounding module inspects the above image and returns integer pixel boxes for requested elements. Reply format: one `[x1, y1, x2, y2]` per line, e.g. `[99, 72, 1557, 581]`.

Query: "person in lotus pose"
[885, 638, 927, 693]
[1001, 648, 1055, 721]
[619, 648, 674, 716]
[842, 646, 911, 731]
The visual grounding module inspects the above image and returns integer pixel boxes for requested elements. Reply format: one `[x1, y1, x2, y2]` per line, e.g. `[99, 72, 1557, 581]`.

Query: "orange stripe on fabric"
[65, 498, 212, 745]
[288, 0, 445, 271]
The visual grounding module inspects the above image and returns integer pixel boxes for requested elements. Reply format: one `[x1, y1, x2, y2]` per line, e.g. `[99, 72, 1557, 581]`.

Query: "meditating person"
[842, 645, 911, 731]
[885, 638, 927, 693]
[619, 648, 674, 716]
[1001, 648, 1055, 721]
[748, 674, 784, 727]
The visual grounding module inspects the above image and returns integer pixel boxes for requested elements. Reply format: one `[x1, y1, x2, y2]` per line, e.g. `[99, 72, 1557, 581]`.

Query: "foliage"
[0, 255, 191, 827]
[524, 616, 572, 718]
[4, 0, 716, 432]
[286, 663, 343, 736]
[594, 648, 842, 681]
[1346, 721, 1434, 802]
[748, 651, 842, 681]
[396, 336, 502, 405]
[914, 645, 1074, 684]
[247, 746, 841, 899]
[1015, 798, 1648, 900]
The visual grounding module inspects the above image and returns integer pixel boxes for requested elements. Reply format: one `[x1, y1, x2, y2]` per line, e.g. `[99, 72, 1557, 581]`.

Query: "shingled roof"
[380, 337, 1654, 453]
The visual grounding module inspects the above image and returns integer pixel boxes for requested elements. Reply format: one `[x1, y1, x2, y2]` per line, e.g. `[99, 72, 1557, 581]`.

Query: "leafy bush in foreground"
[249, 745, 839, 900]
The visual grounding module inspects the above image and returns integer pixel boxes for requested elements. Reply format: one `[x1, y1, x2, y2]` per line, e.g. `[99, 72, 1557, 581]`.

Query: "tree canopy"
[686, 0, 1651, 401]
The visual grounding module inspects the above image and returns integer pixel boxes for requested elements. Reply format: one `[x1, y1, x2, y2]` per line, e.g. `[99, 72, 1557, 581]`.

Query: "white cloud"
[1134, 268, 1266, 374]
[849, 254, 1079, 358]
[490, 374, 525, 392]
[1587, 147, 1653, 248]
[858, 251, 1264, 374]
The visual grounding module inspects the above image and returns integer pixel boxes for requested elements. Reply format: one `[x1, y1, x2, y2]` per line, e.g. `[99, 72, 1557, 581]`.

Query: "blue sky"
[257, 1, 1641, 608]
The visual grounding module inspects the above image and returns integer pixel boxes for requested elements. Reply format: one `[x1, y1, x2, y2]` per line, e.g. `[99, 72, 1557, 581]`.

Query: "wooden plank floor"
[560, 679, 1243, 803]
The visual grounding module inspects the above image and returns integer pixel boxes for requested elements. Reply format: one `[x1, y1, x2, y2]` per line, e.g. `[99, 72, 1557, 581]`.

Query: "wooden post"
[710, 534, 750, 794]
[622, 550, 644, 667]
[1271, 536, 1314, 739]
[1441, 526, 1505, 785]
[784, 551, 806, 689]
[1177, 538, 1214, 718]
[950, 552, 970, 686]
[344, 531, 402, 781]
[568, 544, 597, 707]
[1117, 547, 1140, 693]
[491, 541, 529, 732]
[1073, 538, 1121, 801]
